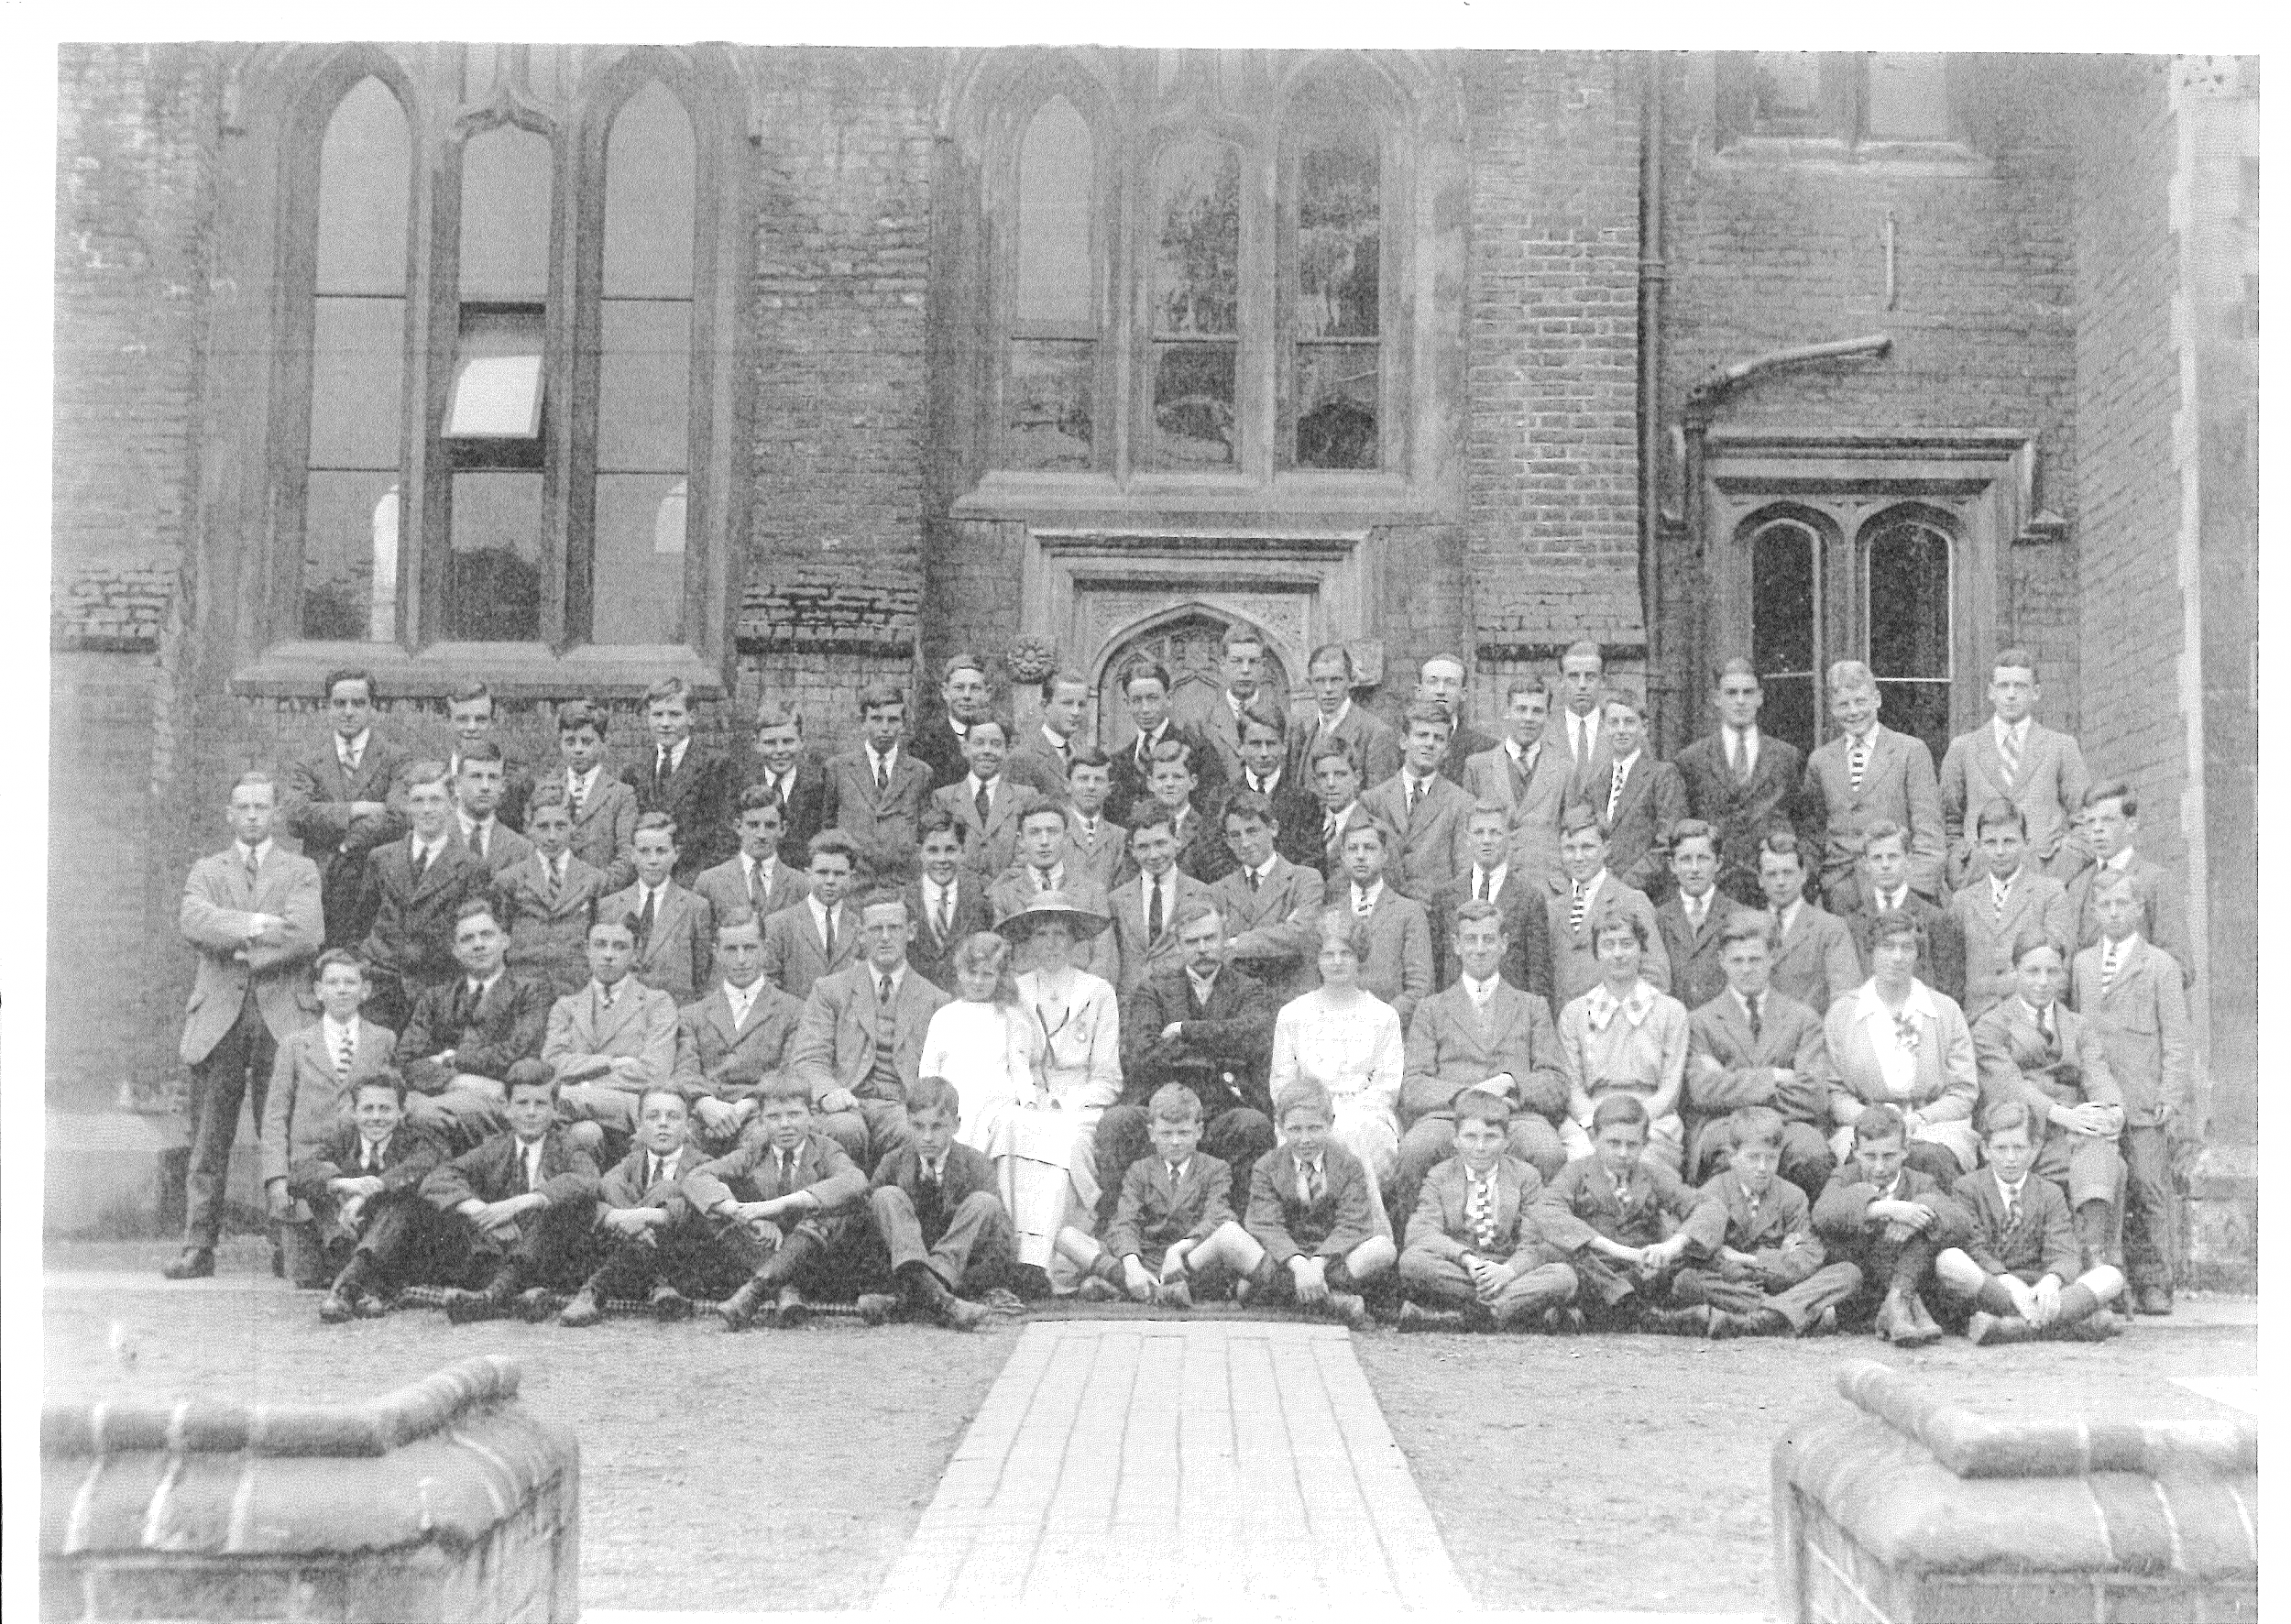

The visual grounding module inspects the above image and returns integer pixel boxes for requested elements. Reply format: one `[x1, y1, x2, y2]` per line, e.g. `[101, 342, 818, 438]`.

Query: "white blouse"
[1268, 989, 1404, 1118]
[1014, 970, 1123, 1112]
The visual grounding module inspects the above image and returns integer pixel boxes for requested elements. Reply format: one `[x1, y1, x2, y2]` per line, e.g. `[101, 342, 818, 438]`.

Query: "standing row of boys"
[170, 636, 2192, 1345]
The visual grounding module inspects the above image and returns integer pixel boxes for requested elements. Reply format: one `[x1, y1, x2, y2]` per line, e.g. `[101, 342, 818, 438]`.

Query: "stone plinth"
[1774, 1360, 2257, 1623]
[41, 1355, 578, 1623]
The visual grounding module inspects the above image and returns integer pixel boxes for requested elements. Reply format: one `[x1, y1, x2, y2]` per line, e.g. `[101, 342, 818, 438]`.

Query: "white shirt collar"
[1351, 879, 1384, 910]
[466, 968, 502, 997]
[1584, 979, 1656, 1029]
[2021, 995, 2057, 1031]
[411, 828, 447, 861]
[1031, 862, 1066, 891]
[2103, 930, 2141, 960]
[964, 772, 998, 797]
[744, 850, 776, 880]
[1475, 862, 1507, 894]
[1726, 723, 1759, 748]
[1874, 883, 1909, 911]
[1401, 767, 1437, 792]
[867, 741, 897, 769]
[1320, 698, 1353, 731]
[657, 737, 690, 771]
[1732, 987, 1763, 1022]
[337, 729, 371, 763]
[1248, 767, 1281, 795]
[807, 894, 840, 926]
[235, 837, 275, 865]
[1775, 898, 1803, 933]
[359, 1131, 391, 1166]
[1611, 748, 1641, 776]
[1681, 885, 1714, 919]
[872, 963, 907, 996]
[1246, 855, 1279, 883]
[1186, 966, 1220, 1001]
[1041, 724, 1069, 752]
[1993, 715, 2031, 749]
[1462, 971, 1500, 1004]
[567, 763, 601, 791]
[1505, 736, 1533, 762]
[924, 873, 954, 901]
[322, 1012, 356, 1041]
[1571, 868, 1608, 900]
[2103, 847, 2134, 872]
[725, 976, 762, 1009]
[1993, 1166, 2031, 1203]
[1856, 979, 1940, 1026]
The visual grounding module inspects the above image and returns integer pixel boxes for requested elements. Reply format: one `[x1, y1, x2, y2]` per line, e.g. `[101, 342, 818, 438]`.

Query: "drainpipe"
[1637, 53, 1672, 748]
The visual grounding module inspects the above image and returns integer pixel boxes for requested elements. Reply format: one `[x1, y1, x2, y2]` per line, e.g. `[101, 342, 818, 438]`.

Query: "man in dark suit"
[287, 1074, 451, 1322]
[395, 897, 554, 1152]
[357, 764, 495, 1033]
[422, 1062, 602, 1322]
[444, 679, 533, 835]
[627, 677, 739, 881]
[1593, 691, 1689, 905]
[1426, 802, 1555, 1002]
[1396, 1092, 1577, 1332]
[1288, 642, 1402, 788]
[909, 652, 999, 791]
[1106, 657, 1226, 828]
[1207, 703, 1323, 871]
[445, 746, 533, 877]
[1102, 904, 1277, 1223]
[1841, 820, 1967, 1005]
[745, 700, 829, 859]
[904, 809, 993, 992]
[282, 667, 409, 949]
[1005, 670, 1091, 800]
[1357, 706, 1474, 901]
[1674, 660, 1809, 909]
[860, 1075, 1010, 1328]
[1417, 655, 1497, 784]
[824, 685, 936, 857]
[1546, 641, 1617, 813]
[693, 786, 811, 930]
[1652, 820, 1750, 1013]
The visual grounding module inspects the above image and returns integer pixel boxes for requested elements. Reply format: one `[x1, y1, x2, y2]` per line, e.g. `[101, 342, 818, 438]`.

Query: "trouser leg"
[855, 1098, 914, 1173]
[1764, 1262, 1862, 1333]
[1902, 1140, 1962, 1184]
[1508, 1115, 1567, 1182]
[2120, 1125, 2177, 1291]
[1092, 1106, 1151, 1227]
[926, 1191, 1014, 1291]
[1397, 1249, 1476, 1308]
[1779, 1124, 1837, 1206]
[183, 1001, 271, 1249]
[1489, 1261, 1579, 1324]
[1200, 1108, 1275, 1205]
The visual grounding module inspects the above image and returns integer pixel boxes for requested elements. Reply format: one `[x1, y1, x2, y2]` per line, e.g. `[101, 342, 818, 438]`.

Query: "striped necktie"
[1570, 880, 1589, 933]
[332, 1024, 356, 1081]
[1847, 735, 1870, 794]
[1998, 725, 2022, 793]
[2100, 942, 2121, 995]
[1467, 1173, 1498, 1251]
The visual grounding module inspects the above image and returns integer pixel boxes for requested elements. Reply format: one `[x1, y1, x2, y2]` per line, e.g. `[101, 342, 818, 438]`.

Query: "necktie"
[1323, 811, 1338, 844]
[243, 850, 260, 893]
[1848, 735, 1869, 794]
[821, 908, 837, 962]
[1354, 889, 1373, 917]
[545, 854, 564, 903]
[474, 824, 488, 863]
[657, 745, 671, 783]
[1510, 752, 1530, 797]
[1036, 868, 1053, 893]
[1406, 779, 1421, 818]
[343, 743, 362, 775]
[362, 1140, 378, 1173]
[638, 890, 657, 947]
[1251, 774, 1265, 796]
[570, 774, 587, 816]
[1687, 895, 1705, 934]
[778, 1149, 794, 1187]
[647, 1155, 663, 1190]
[1246, 868, 1262, 894]
[2042, 1010, 2059, 1059]
[1167, 1162, 1182, 1185]
[1468, 1175, 1497, 1251]
[878, 972, 894, 1006]
[1999, 726, 2022, 793]
[2004, 1188, 2020, 1229]
[1570, 880, 1589, 934]
[2101, 945, 2121, 995]
[748, 861, 764, 916]
[413, 842, 433, 883]
[1301, 1161, 1324, 1206]
[1726, 731, 1741, 779]
[1994, 881, 2011, 926]
[1571, 716, 1586, 765]
[974, 781, 992, 827]
[1474, 870, 1488, 903]
[921, 1158, 938, 1190]
[1147, 879, 1164, 943]
[936, 887, 954, 941]
[1607, 760, 1628, 823]
[875, 753, 890, 794]
[333, 1025, 355, 1080]
[1747, 994, 1762, 1044]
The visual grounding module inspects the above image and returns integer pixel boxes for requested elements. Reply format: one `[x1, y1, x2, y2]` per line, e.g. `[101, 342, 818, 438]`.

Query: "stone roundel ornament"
[1003, 634, 1058, 685]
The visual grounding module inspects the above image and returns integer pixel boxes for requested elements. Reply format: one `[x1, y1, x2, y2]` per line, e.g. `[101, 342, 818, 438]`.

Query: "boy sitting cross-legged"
[1241, 1081, 1399, 1329]
[1396, 1090, 1578, 1333]
[1810, 1103, 1975, 1347]
[682, 1077, 870, 1331]
[556, 1087, 713, 1327]
[1057, 1082, 1266, 1309]
[289, 1072, 448, 1323]
[859, 1076, 1014, 1331]
[422, 1060, 603, 1324]
[1668, 1105, 1863, 1339]
[1934, 1101, 2127, 1344]
[1529, 1093, 1699, 1332]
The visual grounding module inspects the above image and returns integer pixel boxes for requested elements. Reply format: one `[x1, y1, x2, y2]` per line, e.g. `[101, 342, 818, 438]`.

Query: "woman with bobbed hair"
[1556, 898, 1690, 1169]
[1825, 908, 1980, 1181]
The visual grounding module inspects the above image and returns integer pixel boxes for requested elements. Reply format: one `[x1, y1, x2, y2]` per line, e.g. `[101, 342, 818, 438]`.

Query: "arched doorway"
[1093, 604, 1293, 743]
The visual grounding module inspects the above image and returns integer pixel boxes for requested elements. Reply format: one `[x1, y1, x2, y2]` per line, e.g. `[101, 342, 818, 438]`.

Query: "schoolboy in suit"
[1811, 1103, 1973, 1346]
[281, 667, 407, 949]
[1951, 799, 2074, 1022]
[599, 813, 715, 1005]
[357, 762, 493, 1035]
[790, 891, 950, 1170]
[1327, 819, 1433, 1026]
[1653, 819, 1750, 1013]
[1545, 806, 1671, 1011]
[395, 898, 555, 1153]
[826, 685, 936, 856]
[1972, 938, 2123, 1270]
[2072, 869, 2195, 1314]
[1417, 656, 1497, 784]
[1060, 746, 1134, 896]
[1199, 628, 1276, 785]
[1756, 833, 1860, 1015]
[1530, 1094, 1701, 1331]
[1059, 1083, 1267, 1307]
[1939, 651, 2091, 889]
[760, 831, 863, 1000]
[1150, 741, 1233, 886]
[1106, 657, 1225, 828]
[1289, 642, 1401, 789]
[1302, 738, 1372, 882]
[1800, 660, 1946, 915]
[1842, 820, 1967, 1006]
[1102, 904, 1277, 1222]
[290, 1074, 449, 1322]
[1934, 1103, 2127, 1343]
[444, 679, 533, 835]
[262, 949, 396, 1286]
[446, 744, 533, 875]
[627, 677, 738, 881]
[554, 700, 639, 894]
[1211, 706, 1324, 872]
[423, 1062, 602, 1322]
[1683, 914, 1835, 1200]
[1673, 659, 1808, 909]
[904, 810, 992, 993]
[1398, 901, 1569, 1206]
[1358, 704, 1474, 900]
[909, 653, 998, 792]
[1005, 670, 1091, 801]
[1426, 802, 1556, 1002]
[2062, 781, 2193, 979]
[556, 1088, 714, 1326]
[1464, 682, 1571, 893]
[545, 913, 681, 1153]
[1669, 1106, 1861, 1338]
[496, 784, 608, 997]
[929, 718, 1042, 883]
[746, 699, 829, 859]
[694, 784, 811, 935]
[685, 1077, 871, 1329]
[1105, 809, 1217, 995]
[1547, 642, 1616, 813]
[672, 911, 807, 1156]
[1397, 1091, 1578, 1332]
[1209, 791, 1324, 1004]
[167, 769, 326, 1279]
[859, 1076, 1010, 1329]
[1593, 690, 1689, 904]
[991, 803, 1119, 983]
[1241, 1081, 1399, 1329]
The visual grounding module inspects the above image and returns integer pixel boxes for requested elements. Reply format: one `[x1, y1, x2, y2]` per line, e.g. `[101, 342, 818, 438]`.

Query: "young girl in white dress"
[1268, 911, 1404, 1187]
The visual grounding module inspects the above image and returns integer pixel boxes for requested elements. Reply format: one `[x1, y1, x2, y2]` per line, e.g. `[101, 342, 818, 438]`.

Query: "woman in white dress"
[1268, 912, 1404, 1186]
[916, 930, 1043, 1167]
[999, 893, 1123, 1279]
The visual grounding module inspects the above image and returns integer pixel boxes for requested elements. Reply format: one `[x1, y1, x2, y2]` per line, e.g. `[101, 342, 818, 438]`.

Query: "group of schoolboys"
[169, 634, 2193, 1347]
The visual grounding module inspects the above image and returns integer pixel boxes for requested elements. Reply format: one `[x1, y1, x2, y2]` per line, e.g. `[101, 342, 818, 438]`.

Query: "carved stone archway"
[1092, 602, 1293, 743]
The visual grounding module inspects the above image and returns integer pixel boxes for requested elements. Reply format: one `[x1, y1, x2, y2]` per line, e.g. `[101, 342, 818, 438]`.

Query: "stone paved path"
[872, 1319, 1474, 1617]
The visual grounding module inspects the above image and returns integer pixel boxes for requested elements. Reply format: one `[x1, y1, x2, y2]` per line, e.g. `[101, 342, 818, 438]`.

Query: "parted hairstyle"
[1148, 1082, 1204, 1125]
[909, 1074, 961, 1121]
[1591, 1092, 1650, 1135]
[312, 947, 367, 982]
[1273, 1079, 1332, 1125]
[557, 699, 609, 736]
[505, 1059, 558, 1098]
[1452, 1088, 1512, 1128]
[1853, 1103, 1909, 1146]
[1729, 1104, 1785, 1151]
[353, 1070, 410, 1106]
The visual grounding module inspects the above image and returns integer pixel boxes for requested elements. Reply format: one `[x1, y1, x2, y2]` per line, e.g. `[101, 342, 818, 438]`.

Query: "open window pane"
[1006, 339, 1094, 471]
[1014, 97, 1093, 333]
[1868, 54, 1951, 141]
[301, 473, 400, 642]
[593, 474, 685, 644]
[446, 308, 545, 440]
[458, 126, 553, 303]
[598, 300, 689, 471]
[1151, 344, 1236, 466]
[310, 297, 405, 468]
[1152, 139, 1240, 338]
[1294, 343, 1377, 469]
[603, 81, 695, 300]
[315, 78, 410, 296]
[445, 471, 544, 641]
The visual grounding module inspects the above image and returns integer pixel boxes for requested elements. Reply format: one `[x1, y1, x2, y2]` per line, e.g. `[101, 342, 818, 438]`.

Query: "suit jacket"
[1210, 772, 1323, 872]
[824, 745, 936, 854]
[1172, 804, 1236, 885]
[396, 972, 554, 1089]
[1802, 726, 1946, 912]
[761, 899, 862, 1002]
[358, 838, 495, 985]
[1811, 1164, 1974, 1260]
[1939, 720, 2090, 886]
[1971, 997, 2121, 1128]
[1105, 870, 1217, 995]
[261, 1016, 397, 1187]
[282, 735, 410, 946]
[448, 749, 535, 838]
[499, 851, 610, 998]
[1197, 691, 1259, 785]
[1210, 857, 1323, 1004]
[542, 978, 680, 1089]
[744, 761, 830, 861]
[988, 869, 1118, 983]
[422, 1125, 599, 1212]
[1952, 1165, 2080, 1281]
[1288, 702, 1402, 790]
[2069, 937, 2191, 1127]
[910, 716, 979, 792]
[1544, 708, 1617, 816]
[1119, 962, 1277, 1114]
[1844, 894, 1967, 1008]
[1107, 719, 1226, 827]
[672, 980, 806, 1103]
[1823, 987, 1979, 1143]
[1061, 811, 1135, 895]
[1405, 1154, 1547, 1266]
[1004, 728, 1085, 802]
[683, 1127, 867, 1215]
[1358, 773, 1474, 900]
[871, 1141, 1003, 1247]
[446, 817, 534, 877]
[1532, 1154, 1700, 1252]
[598, 1142, 706, 1223]
[904, 876, 994, 993]
[1951, 870, 2074, 1021]
[2063, 852, 2193, 983]
[285, 1120, 444, 1232]
[692, 853, 810, 931]
[1681, 1168, 1825, 1281]
[1595, 753, 1690, 902]
[1441, 720, 1499, 787]
[1425, 869, 1555, 1004]
[1767, 902, 1861, 1015]
[600, 880, 715, 1005]
[1400, 980, 1567, 1127]
[1653, 892, 1752, 1015]
[930, 777, 1044, 883]
[1245, 1141, 1380, 1264]
[1323, 880, 1433, 1026]
[788, 962, 950, 1103]
[1463, 738, 1573, 892]
[1674, 729, 1808, 905]
[627, 743, 740, 879]
[1684, 991, 1829, 1172]
[1105, 1153, 1239, 1264]
[560, 772, 640, 894]
[178, 845, 324, 1063]
[1545, 872, 1670, 1010]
